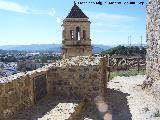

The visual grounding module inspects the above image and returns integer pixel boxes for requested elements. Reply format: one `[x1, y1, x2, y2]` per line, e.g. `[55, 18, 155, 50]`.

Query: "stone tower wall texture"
[146, 0, 160, 81]
[146, 0, 160, 101]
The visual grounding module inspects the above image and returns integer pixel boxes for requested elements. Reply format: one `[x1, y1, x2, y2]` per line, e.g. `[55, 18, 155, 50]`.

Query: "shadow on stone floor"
[78, 88, 131, 120]
[106, 88, 132, 120]
[11, 96, 81, 120]
[12, 89, 132, 120]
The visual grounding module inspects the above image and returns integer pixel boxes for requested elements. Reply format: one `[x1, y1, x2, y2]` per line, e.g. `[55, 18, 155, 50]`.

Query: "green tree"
[101, 45, 146, 56]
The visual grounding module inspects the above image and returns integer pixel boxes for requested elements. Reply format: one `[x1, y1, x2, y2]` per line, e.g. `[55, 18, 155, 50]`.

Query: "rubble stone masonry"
[146, 0, 160, 100]
[0, 56, 107, 119]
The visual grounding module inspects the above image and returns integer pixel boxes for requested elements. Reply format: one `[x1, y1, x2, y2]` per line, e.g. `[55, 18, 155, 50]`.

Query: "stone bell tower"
[62, 2, 92, 59]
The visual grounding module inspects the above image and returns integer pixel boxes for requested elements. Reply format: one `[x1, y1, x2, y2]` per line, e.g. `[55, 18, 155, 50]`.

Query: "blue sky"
[0, 0, 146, 45]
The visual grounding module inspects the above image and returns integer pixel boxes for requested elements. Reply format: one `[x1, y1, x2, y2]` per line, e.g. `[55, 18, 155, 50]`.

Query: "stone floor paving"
[108, 75, 160, 120]
[12, 96, 80, 120]
[38, 103, 78, 120]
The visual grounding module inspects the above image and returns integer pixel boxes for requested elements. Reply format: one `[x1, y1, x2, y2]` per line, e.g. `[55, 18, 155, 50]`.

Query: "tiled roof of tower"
[66, 1, 88, 18]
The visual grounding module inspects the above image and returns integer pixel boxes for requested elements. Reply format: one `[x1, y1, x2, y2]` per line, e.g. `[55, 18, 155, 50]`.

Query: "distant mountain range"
[0, 44, 113, 53]
[0, 44, 61, 51]
[0, 44, 146, 54]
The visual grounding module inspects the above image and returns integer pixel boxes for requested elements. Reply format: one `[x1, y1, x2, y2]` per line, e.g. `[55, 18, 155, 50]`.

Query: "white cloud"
[0, 0, 56, 16]
[56, 17, 62, 23]
[87, 12, 137, 34]
[94, 23, 135, 30]
[0, 0, 28, 13]
[88, 12, 137, 22]
[30, 8, 56, 16]
[48, 8, 56, 16]
[92, 29, 134, 33]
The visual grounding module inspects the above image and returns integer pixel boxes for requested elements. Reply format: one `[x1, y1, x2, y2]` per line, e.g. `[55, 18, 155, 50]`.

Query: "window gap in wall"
[76, 27, 80, 41]
[70, 30, 74, 39]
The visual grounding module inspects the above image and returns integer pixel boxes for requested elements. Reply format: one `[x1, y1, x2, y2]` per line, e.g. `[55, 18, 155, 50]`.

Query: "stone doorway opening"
[33, 74, 47, 103]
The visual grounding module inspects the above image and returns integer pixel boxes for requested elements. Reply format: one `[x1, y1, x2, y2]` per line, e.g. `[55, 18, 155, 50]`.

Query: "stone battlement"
[0, 56, 107, 119]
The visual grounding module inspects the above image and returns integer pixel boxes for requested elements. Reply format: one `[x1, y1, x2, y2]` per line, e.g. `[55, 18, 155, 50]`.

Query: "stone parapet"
[0, 56, 107, 119]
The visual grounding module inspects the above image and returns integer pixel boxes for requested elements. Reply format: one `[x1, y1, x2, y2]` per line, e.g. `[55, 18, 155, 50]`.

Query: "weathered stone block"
[23, 98, 32, 107]
[84, 67, 89, 72]
[7, 91, 19, 107]
[24, 78, 31, 87]
[14, 103, 26, 112]
[3, 109, 14, 119]
[52, 68, 58, 71]
[16, 79, 24, 88]
[89, 72, 99, 80]
[151, 80, 160, 101]
[21, 89, 30, 100]
[52, 73, 59, 78]
[79, 73, 86, 80]
[93, 67, 100, 72]
[69, 67, 77, 72]
[0, 84, 4, 96]
[4, 82, 14, 93]
[0, 96, 8, 110]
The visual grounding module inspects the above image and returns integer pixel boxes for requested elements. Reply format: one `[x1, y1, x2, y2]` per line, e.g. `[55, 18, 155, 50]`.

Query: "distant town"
[0, 49, 62, 78]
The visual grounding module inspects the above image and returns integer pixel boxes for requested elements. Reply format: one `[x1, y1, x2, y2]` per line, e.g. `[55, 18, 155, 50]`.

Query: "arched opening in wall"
[76, 27, 80, 40]
[83, 30, 86, 39]
[70, 30, 74, 39]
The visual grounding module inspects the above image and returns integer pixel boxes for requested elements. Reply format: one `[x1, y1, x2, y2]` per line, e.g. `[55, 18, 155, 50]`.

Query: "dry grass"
[109, 68, 146, 80]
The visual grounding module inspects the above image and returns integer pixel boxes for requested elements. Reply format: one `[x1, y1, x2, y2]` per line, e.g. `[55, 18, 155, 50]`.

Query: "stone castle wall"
[0, 67, 50, 119]
[146, 0, 160, 100]
[0, 73, 33, 119]
[0, 56, 107, 119]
